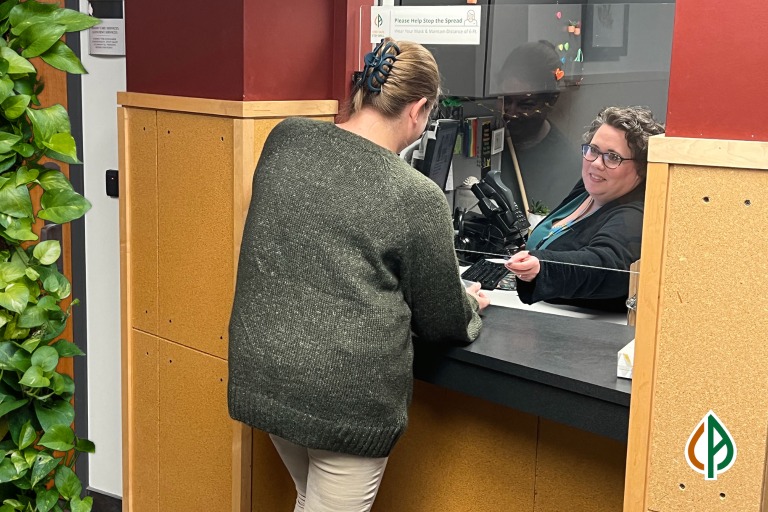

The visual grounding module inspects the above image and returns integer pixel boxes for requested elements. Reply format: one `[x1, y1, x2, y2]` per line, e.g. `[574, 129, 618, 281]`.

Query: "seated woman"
[505, 105, 665, 311]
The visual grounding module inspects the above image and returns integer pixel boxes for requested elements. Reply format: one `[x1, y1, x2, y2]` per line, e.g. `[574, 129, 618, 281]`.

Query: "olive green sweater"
[228, 117, 482, 458]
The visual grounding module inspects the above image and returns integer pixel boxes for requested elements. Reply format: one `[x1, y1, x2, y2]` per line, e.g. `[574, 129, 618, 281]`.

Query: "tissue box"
[617, 339, 635, 379]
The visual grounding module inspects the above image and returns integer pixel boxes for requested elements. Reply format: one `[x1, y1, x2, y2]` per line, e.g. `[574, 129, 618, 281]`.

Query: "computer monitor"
[420, 119, 460, 191]
[401, 119, 459, 191]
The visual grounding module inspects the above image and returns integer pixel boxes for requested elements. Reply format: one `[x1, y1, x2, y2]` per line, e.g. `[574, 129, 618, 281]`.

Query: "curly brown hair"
[583, 106, 665, 178]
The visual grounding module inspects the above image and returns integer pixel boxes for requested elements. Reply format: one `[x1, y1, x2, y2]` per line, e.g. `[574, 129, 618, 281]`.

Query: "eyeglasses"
[581, 144, 636, 169]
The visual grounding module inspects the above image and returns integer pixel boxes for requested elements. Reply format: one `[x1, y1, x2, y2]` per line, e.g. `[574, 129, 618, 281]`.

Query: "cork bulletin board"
[156, 111, 235, 360]
[127, 108, 159, 335]
[644, 163, 768, 511]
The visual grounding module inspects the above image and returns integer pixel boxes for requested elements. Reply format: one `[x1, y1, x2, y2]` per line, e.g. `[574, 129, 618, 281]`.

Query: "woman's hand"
[465, 282, 491, 311]
[505, 251, 541, 282]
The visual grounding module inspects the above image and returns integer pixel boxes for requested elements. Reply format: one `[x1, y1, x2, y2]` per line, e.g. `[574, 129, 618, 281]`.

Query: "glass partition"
[362, 1, 675, 213]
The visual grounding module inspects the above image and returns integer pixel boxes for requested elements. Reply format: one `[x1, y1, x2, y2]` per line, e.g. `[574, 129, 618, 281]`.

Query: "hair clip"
[359, 39, 400, 93]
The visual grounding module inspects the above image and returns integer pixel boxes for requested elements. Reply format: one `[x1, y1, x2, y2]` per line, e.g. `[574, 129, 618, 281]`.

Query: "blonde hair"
[347, 39, 441, 119]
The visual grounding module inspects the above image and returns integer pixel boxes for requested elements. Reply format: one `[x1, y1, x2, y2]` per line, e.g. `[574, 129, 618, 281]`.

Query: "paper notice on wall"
[371, 6, 481, 45]
[88, 19, 125, 56]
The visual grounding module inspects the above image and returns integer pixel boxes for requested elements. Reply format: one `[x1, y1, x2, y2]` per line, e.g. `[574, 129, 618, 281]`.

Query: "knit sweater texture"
[228, 117, 482, 458]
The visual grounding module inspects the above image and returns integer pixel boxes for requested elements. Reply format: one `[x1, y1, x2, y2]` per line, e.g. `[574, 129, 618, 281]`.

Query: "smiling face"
[582, 123, 642, 206]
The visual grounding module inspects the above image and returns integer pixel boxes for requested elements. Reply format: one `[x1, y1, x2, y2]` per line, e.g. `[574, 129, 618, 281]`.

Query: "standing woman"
[228, 39, 489, 512]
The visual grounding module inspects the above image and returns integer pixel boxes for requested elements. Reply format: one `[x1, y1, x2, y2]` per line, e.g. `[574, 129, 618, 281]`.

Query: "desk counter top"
[414, 305, 634, 441]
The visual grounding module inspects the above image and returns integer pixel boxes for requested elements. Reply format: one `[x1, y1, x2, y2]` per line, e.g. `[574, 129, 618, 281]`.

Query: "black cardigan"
[516, 179, 644, 312]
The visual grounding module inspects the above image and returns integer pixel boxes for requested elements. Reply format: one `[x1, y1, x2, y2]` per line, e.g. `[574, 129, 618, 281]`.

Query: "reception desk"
[118, 93, 634, 512]
[248, 299, 634, 512]
[414, 304, 633, 441]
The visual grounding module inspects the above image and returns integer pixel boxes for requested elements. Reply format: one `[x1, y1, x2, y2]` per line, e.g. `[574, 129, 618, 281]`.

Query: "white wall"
[77, 0, 125, 497]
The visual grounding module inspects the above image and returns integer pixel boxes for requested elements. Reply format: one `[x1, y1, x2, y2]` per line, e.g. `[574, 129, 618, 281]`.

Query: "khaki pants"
[270, 434, 389, 512]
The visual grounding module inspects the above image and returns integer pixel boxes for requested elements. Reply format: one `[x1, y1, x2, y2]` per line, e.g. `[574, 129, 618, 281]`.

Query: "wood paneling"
[126, 108, 159, 334]
[534, 419, 626, 511]
[127, 331, 160, 512]
[118, 92, 338, 118]
[156, 112, 234, 359]
[649, 135, 768, 171]
[158, 341, 231, 512]
[372, 381, 538, 512]
[624, 161, 671, 511]
[644, 164, 768, 511]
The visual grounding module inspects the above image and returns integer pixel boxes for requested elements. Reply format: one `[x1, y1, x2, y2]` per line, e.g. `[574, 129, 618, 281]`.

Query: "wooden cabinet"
[118, 93, 337, 512]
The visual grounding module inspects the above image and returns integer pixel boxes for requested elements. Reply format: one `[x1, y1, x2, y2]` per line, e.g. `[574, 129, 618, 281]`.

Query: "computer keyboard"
[461, 259, 515, 291]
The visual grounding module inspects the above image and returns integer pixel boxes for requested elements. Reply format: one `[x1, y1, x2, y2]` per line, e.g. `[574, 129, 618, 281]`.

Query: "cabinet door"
[398, 0, 489, 98]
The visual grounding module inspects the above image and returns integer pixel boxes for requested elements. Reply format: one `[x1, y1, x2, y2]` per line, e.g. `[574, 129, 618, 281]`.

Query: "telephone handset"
[454, 170, 529, 262]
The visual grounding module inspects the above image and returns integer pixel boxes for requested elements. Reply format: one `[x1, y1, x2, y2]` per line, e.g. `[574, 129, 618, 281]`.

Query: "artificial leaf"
[34, 400, 73, 432]
[38, 311, 66, 345]
[40, 425, 75, 452]
[38, 188, 91, 224]
[50, 372, 74, 396]
[51, 340, 83, 357]
[37, 296, 58, 311]
[30, 345, 57, 372]
[11, 74, 35, 95]
[11, 143, 34, 158]
[42, 132, 78, 163]
[18, 304, 46, 328]
[18, 365, 48, 388]
[30, 453, 60, 488]
[0, 282, 29, 313]
[0, 340, 13, 369]
[32, 240, 60, 265]
[40, 40, 85, 74]
[9, 456, 28, 484]
[0, 260, 25, 282]
[18, 333, 41, 353]
[0, 47, 34, 74]
[75, 437, 95, 453]
[0, 184, 33, 219]
[24, 104, 70, 147]
[52, 8, 100, 32]
[36, 170, 72, 191]
[22, 446, 35, 466]
[2, 499, 23, 509]
[35, 487, 59, 512]
[70, 496, 93, 512]
[0, 76, 12, 104]
[53, 464, 80, 500]
[0, 1, 19, 22]
[1, 94, 30, 120]
[0, 458, 20, 483]
[17, 421, 35, 450]
[18, 22, 66, 58]
[8, 0, 58, 35]
[8, 344, 30, 371]
[0, 154, 16, 174]
[0, 398, 26, 418]
[3, 218, 37, 241]
[0, 132, 21, 153]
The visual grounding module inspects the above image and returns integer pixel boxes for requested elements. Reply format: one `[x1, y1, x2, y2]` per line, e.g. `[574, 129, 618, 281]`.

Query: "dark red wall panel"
[125, 0, 245, 100]
[666, 0, 768, 141]
[243, 0, 336, 101]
